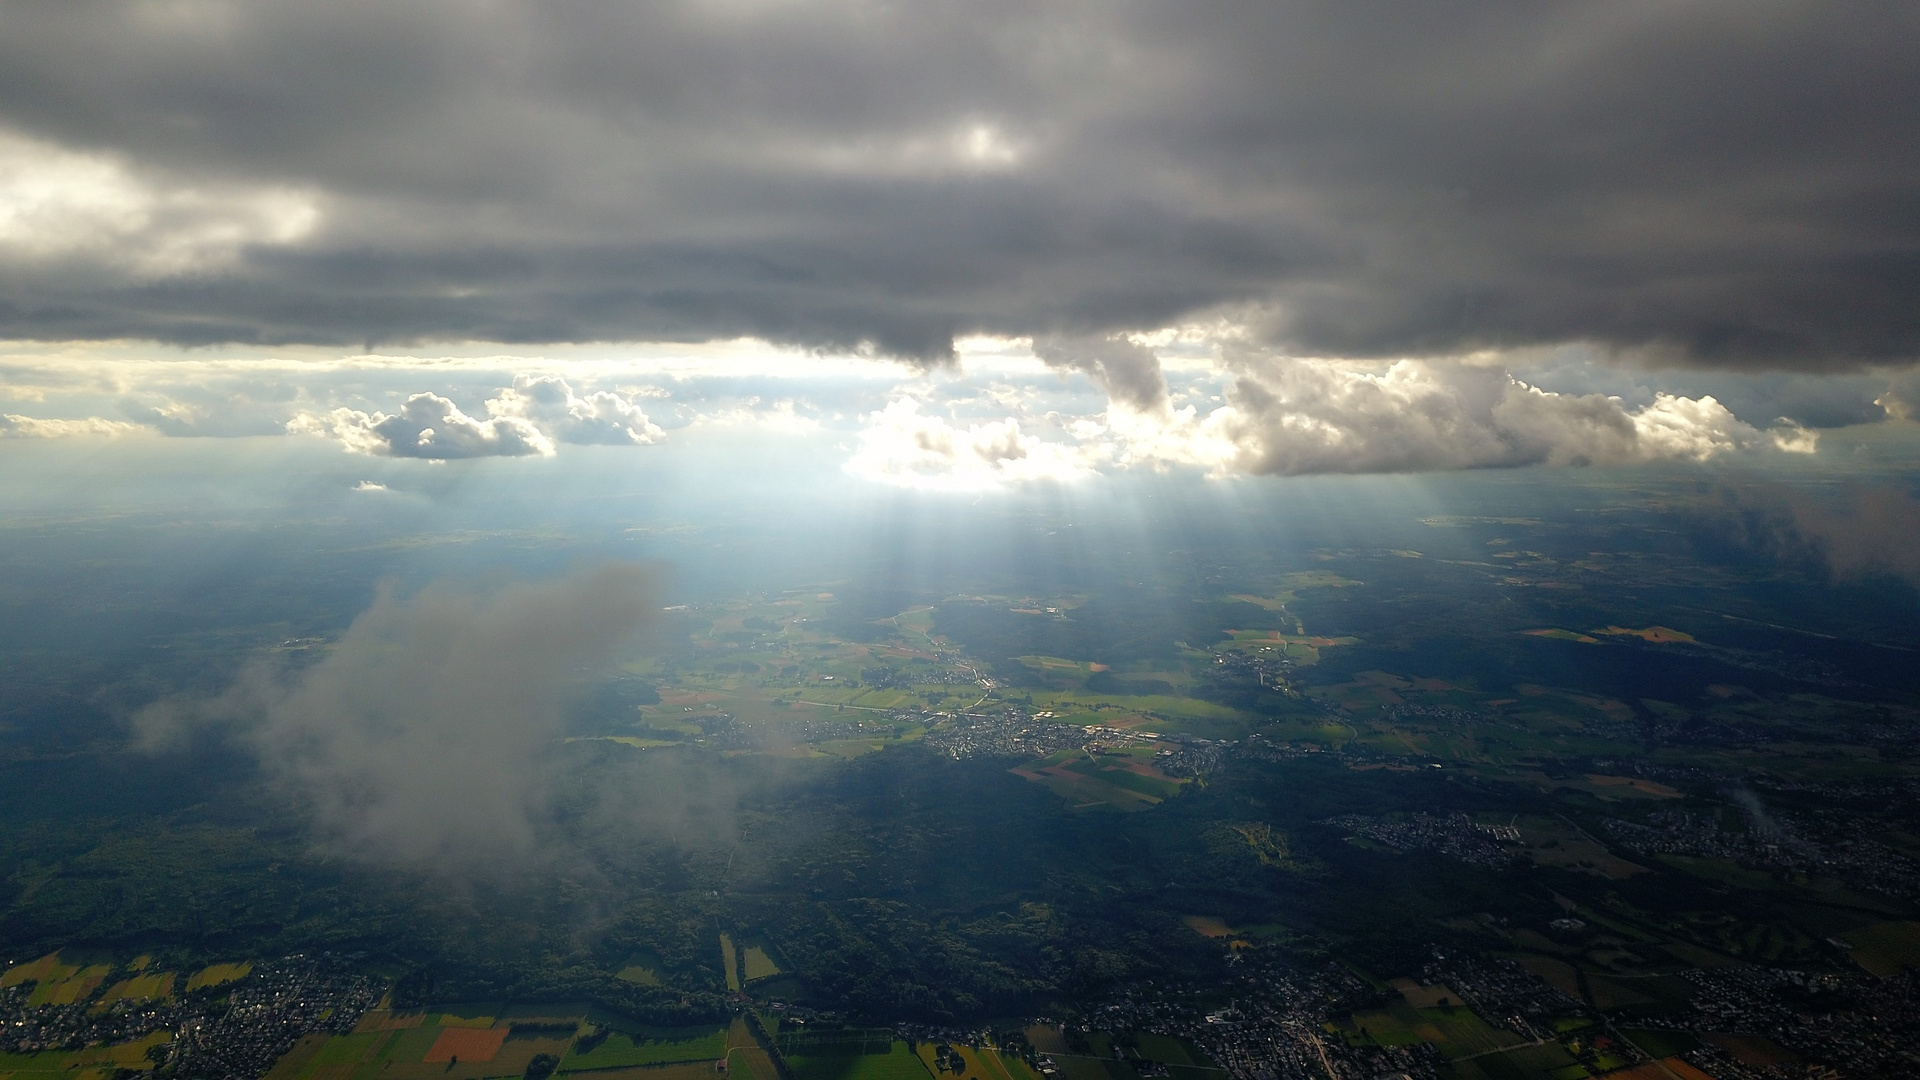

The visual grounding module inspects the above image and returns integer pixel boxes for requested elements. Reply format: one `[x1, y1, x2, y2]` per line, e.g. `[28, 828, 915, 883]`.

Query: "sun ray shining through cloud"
[3, 9, 1920, 1062]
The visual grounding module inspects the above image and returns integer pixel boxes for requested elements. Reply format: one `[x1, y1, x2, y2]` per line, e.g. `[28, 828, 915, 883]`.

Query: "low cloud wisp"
[1712, 483, 1920, 588]
[137, 564, 664, 869]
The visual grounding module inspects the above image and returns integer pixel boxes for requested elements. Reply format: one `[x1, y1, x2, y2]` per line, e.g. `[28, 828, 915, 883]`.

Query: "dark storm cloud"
[1, 1, 1917, 367]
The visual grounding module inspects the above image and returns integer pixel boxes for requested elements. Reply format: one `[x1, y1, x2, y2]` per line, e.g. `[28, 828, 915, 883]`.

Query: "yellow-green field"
[186, 962, 252, 992]
[720, 934, 741, 991]
[742, 944, 782, 982]
[30, 964, 110, 1006]
[1025, 690, 1248, 729]
[1, 953, 78, 989]
[1013, 656, 1111, 688]
[99, 971, 177, 1003]
[0, 1030, 171, 1077]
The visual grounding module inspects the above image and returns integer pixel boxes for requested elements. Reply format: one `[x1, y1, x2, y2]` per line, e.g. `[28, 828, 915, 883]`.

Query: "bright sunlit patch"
[770, 120, 1029, 179]
[0, 128, 318, 275]
[1770, 422, 1821, 454]
[958, 123, 1023, 168]
[690, 398, 821, 433]
[844, 397, 1091, 490]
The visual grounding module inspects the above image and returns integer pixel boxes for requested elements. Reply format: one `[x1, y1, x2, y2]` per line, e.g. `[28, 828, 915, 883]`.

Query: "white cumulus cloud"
[289, 376, 665, 459]
[486, 375, 663, 445]
[290, 392, 555, 459]
[1112, 358, 1815, 477]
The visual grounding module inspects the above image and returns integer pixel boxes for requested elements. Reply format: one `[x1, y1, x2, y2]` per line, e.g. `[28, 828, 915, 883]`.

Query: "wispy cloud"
[135, 565, 667, 870]
[844, 397, 1092, 490]
[0, 412, 144, 438]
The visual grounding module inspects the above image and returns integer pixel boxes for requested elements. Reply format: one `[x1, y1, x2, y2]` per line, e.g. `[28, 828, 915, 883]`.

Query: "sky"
[1, 1, 1917, 489]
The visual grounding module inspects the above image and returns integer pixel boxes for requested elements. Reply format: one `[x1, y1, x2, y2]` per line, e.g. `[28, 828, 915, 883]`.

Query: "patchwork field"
[609, 587, 1334, 759]
[266, 1016, 583, 1080]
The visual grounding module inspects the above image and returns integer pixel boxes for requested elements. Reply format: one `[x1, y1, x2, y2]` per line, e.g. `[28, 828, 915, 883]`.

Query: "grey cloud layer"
[1, 2, 1916, 367]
